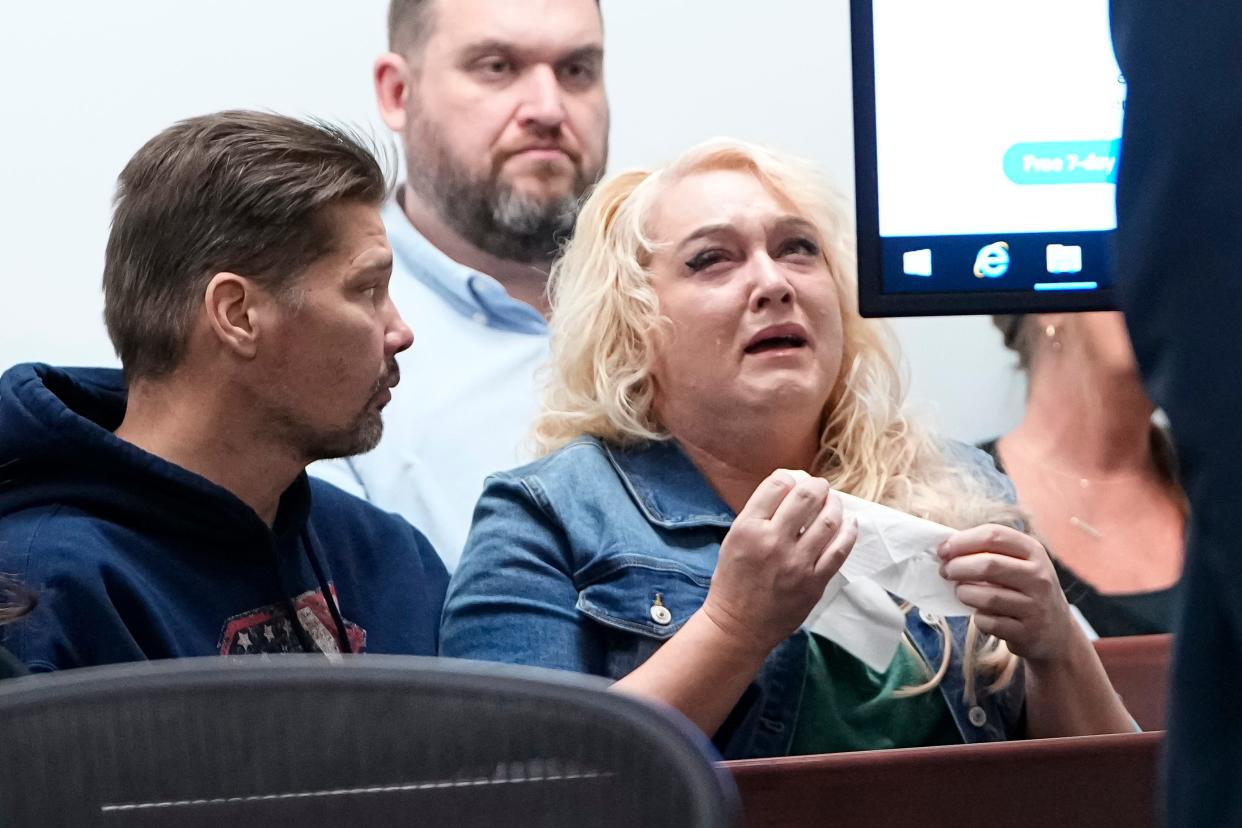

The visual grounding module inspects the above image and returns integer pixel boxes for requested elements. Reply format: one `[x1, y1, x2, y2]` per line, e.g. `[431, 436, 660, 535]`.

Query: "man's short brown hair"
[387, 0, 437, 56]
[103, 110, 390, 380]
[387, 0, 601, 57]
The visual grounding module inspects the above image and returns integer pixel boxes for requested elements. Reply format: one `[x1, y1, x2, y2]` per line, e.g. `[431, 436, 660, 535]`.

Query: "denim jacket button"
[650, 604, 672, 625]
[968, 705, 988, 728]
[919, 609, 940, 626]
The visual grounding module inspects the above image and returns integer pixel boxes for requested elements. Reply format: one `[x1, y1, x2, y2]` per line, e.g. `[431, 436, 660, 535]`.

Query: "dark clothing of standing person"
[1112, 3, 1242, 824]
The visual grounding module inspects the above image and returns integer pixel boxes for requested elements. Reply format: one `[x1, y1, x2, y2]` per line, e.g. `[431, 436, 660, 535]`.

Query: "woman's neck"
[1007, 362, 1157, 476]
[670, 412, 821, 514]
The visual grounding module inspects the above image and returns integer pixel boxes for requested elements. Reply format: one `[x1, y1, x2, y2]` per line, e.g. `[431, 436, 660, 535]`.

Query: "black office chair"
[0, 656, 740, 827]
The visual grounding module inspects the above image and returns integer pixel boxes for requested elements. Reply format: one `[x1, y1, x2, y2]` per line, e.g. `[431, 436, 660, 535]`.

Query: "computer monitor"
[852, 0, 1126, 316]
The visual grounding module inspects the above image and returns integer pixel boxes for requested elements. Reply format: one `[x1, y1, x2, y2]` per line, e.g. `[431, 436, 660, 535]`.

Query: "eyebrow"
[677, 215, 819, 250]
[559, 45, 604, 65]
[349, 250, 394, 276]
[459, 39, 604, 65]
[772, 215, 818, 234]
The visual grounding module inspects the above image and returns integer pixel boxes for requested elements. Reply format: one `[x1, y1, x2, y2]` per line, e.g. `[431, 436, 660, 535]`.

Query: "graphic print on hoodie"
[0, 364, 449, 672]
[220, 586, 368, 655]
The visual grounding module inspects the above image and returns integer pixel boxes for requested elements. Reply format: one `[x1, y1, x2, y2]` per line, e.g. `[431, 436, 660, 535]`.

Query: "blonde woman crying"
[440, 139, 1134, 758]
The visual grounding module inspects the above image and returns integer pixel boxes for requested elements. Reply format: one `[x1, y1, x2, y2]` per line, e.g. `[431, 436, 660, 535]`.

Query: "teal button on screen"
[1003, 140, 1121, 184]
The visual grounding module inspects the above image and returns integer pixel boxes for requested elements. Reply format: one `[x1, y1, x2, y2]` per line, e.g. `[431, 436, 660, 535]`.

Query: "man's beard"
[405, 113, 603, 264]
[276, 363, 398, 462]
[307, 407, 384, 461]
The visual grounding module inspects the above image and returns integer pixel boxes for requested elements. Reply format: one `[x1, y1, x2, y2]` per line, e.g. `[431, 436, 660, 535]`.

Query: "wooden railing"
[725, 634, 1173, 827]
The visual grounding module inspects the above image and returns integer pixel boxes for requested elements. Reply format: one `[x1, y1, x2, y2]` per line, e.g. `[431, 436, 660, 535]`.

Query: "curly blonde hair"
[537, 138, 1022, 700]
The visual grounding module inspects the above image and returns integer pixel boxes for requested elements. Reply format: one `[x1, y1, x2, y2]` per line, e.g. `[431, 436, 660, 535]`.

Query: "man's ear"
[375, 52, 412, 133]
[204, 272, 262, 360]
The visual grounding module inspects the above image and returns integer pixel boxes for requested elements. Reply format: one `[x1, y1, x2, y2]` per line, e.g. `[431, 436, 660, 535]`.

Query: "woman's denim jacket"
[441, 436, 1026, 759]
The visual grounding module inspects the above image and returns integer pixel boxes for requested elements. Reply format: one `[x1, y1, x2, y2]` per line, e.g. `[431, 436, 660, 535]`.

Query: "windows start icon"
[902, 248, 932, 277]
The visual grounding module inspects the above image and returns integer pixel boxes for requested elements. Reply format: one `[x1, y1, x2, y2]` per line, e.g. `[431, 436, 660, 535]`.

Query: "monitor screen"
[851, 0, 1126, 316]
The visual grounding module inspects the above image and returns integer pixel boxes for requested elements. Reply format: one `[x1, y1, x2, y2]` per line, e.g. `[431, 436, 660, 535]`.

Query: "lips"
[374, 363, 400, 399]
[384, 363, 400, 390]
[506, 143, 578, 165]
[516, 147, 567, 158]
[744, 323, 810, 355]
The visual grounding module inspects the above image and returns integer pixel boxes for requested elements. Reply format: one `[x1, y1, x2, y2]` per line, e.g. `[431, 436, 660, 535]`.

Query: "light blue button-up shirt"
[311, 196, 550, 571]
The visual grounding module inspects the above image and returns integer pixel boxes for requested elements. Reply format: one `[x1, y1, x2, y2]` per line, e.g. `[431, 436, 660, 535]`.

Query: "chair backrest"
[727, 730, 1162, 828]
[0, 656, 740, 827]
[1093, 633, 1172, 731]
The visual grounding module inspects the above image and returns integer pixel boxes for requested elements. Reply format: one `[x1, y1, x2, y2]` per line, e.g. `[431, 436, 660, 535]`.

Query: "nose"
[385, 304, 415, 356]
[748, 254, 794, 312]
[515, 64, 567, 132]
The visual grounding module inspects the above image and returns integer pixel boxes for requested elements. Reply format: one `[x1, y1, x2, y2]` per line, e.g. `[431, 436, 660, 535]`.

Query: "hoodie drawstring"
[270, 542, 319, 654]
[300, 526, 352, 654]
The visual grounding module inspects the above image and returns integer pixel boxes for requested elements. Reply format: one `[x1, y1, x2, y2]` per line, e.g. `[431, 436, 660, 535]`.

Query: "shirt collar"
[382, 194, 548, 335]
[600, 438, 735, 529]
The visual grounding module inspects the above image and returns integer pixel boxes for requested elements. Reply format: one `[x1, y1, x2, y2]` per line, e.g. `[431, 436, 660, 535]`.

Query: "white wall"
[0, 0, 1024, 443]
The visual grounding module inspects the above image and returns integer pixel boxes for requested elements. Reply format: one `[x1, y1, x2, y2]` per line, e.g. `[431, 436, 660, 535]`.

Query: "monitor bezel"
[850, 0, 1119, 318]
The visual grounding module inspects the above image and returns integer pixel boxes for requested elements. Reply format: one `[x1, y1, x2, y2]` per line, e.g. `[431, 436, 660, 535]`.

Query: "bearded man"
[312, 0, 610, 570]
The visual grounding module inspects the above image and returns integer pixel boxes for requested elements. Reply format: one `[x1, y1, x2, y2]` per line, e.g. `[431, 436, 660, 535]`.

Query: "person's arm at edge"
[439, 474, 607, 672]
[1022, 626, 1137, 737]
[610, 608, 773, 738]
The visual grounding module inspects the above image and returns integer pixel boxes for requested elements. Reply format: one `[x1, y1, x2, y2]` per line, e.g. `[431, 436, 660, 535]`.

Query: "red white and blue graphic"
[218, 587, 366, 655]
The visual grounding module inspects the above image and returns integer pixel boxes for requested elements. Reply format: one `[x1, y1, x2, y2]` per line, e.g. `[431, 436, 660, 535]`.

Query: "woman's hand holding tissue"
[936, 524, 1075, 663]
[938, 524, 1135, 736]
[700, 469, 859, 657]
[613, 469, 858, 737]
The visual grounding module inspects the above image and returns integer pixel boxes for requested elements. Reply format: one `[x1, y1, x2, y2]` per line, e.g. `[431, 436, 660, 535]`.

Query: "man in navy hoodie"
[0, 111, 448, 671]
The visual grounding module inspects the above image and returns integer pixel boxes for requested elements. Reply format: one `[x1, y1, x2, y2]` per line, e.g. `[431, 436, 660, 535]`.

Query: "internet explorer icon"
[973, 241, 1010, 279]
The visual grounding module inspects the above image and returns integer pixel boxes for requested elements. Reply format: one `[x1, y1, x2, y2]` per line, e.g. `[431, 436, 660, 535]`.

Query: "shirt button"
[968, 706, 988, 728]
[919, 609, 940, 626]
[650, 603, 672, 626]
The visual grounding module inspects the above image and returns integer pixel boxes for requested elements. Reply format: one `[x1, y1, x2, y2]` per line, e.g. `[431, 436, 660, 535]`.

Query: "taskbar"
[881, 230, 1114, 295]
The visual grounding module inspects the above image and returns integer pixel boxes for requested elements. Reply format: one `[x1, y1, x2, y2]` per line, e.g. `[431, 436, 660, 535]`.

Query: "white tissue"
[835, 491, 972, 618]
[781, 471, 971, 672]
[803, 575, 907, 672]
